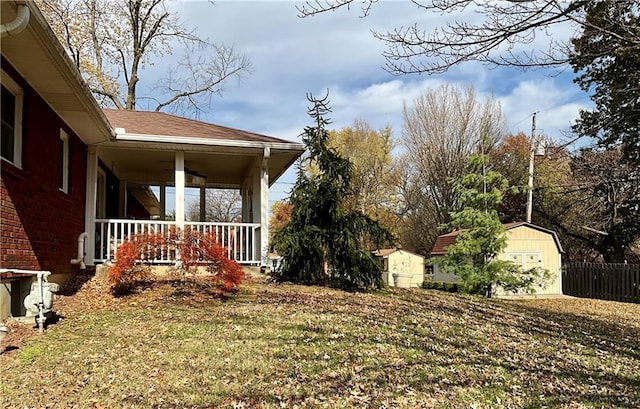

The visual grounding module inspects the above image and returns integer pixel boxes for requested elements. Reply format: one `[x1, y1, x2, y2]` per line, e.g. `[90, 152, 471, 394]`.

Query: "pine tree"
[437, 154, 549, 297]
[271, 93, 394, 290]
[571, 0, 640, 164]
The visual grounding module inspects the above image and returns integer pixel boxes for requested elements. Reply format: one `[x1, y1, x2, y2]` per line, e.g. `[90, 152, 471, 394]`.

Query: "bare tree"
[188, 189, 242, 222]
[534, 148, 640, 263]
[38, 0, 251, 115]
[325, 120, 401, 233]
[399, 84, 507, 254]
[297, 0, 640, 75]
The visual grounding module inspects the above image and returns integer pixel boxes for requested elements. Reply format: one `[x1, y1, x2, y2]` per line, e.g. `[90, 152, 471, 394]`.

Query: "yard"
[1, 272, 638, 409]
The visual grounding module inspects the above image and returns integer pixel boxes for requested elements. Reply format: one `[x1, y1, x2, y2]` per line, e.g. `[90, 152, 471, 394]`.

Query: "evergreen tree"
[571, 1, 639, 164]
[437, 154, 549, 297]
[271, 94, 394, 290]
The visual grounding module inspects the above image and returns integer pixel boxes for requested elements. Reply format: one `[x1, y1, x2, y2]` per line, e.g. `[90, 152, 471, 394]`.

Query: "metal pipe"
[70, 232, 89, 269]
[36, 272, 45, 333]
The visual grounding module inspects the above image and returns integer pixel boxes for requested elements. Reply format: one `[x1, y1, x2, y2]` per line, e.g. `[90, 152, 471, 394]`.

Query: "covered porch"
[85, 109, 305, 266]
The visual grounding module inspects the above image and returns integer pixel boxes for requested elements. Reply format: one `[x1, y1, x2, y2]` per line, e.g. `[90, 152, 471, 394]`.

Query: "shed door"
[507, 252, 541, 270]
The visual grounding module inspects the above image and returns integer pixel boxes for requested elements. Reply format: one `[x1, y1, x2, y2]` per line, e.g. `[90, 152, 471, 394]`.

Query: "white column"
[159, 183, 166, 221]
[241, 179, 252, 223]
[84, 146, 98, 266]
[199, 186, 206, 222]
[258, 147, 270, 265]
[175, 151, 185, 228]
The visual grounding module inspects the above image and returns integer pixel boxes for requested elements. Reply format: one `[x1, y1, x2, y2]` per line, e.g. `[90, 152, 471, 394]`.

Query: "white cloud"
[149, 0, 594, 205]
[498, 76, 592, 140]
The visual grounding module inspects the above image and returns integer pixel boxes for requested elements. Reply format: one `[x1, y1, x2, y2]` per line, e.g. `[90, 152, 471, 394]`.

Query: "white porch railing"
[94, 219, 261, 265]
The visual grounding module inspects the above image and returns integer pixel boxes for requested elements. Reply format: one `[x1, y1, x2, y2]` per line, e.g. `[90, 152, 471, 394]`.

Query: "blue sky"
[140, 0, 593, 210]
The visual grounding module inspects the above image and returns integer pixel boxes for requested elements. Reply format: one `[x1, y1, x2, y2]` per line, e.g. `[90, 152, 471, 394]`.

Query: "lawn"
[1, 273, 638, 408]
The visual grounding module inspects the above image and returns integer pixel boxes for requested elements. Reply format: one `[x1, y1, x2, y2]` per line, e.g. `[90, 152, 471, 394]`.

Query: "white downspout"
[70, 232, 88, 269]
[1, 4, 30, 38]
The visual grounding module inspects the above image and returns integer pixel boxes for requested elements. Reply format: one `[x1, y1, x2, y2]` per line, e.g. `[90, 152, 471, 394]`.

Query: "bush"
[178, 229, 245, 292]
[422, 280, 459, 293]
[107, 236, 152, 296]
[107, 229, 245, 296]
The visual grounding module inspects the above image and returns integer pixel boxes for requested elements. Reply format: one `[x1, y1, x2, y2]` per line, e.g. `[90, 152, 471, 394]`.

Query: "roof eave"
[15, 1, 114, 144]
[115, 132, 306, 151]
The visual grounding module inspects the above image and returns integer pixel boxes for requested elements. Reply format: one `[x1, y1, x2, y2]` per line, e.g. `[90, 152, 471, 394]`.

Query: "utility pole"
[526, 112, 537, 223]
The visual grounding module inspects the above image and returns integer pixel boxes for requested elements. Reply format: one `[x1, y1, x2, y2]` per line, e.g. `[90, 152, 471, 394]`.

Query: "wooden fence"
[563, 262, 640, 303]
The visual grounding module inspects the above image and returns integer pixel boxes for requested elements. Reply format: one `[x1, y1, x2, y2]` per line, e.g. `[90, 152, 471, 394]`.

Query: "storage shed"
[429, 222, 563, 296]
[373, 249, 425, 288]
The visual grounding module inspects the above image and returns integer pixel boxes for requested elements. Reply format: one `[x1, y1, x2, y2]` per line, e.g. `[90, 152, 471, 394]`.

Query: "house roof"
[430, 222, 564, 256]
[430, 232, 461, 256]
[103, 109, 297, 146]
[1, 1, 113, 144]
[98, 109, 305, 188]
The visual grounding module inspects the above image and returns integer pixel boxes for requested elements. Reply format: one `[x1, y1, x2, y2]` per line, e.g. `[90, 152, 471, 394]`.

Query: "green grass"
[1, 277, 638, 408]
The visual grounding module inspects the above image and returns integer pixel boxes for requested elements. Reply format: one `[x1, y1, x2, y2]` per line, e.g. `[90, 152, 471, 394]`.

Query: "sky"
[140, 0, 593, 210]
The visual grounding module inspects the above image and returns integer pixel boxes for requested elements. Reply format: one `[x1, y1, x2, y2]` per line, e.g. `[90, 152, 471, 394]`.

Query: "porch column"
[175, 151, 185, 228]
[119, 180, 127, 217]
[254, 147, 269, 265]
[241, 180, 252, 223]
[159, 183, 166, 221]
[199, 186, 206, 222]
[84, 146, 98, 266]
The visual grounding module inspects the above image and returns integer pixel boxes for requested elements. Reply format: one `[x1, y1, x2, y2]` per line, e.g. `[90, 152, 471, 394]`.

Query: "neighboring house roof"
[1, 1, 113, 144]
[103, 109, 298, 146]
[430, 232, 461, 256]
[430, 222, 564, 256]
[372, 248, 425, 259]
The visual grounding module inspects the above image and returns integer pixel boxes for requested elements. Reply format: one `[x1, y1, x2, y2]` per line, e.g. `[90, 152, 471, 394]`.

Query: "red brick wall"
[1, 59, 87, 274]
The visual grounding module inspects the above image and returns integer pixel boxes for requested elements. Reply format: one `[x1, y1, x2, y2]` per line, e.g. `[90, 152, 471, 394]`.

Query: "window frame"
[1, 69, 24, 168]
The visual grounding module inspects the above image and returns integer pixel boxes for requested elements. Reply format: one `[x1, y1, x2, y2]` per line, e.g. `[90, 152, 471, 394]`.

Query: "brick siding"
[1, 59, 87, 275]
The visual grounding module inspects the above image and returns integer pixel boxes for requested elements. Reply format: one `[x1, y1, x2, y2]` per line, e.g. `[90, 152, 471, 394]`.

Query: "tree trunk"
[601, 244, 627, 263]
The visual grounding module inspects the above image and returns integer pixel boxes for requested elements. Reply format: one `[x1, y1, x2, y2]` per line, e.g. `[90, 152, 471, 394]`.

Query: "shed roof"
[372, 248, 425, 259]
[430, 222, 564, 256]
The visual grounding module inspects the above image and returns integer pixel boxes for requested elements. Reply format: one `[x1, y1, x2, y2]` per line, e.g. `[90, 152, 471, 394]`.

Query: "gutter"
[17, 1, 115, 143]
[114, 131, 306, 151]
[1, 3, 30, 38]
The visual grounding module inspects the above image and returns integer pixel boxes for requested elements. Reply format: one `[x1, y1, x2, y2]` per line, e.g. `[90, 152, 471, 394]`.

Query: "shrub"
[107, 235, 152, 296]
[178, 229, 245, 292]
[422, 280, 459, 293]
[107, 229, 245, 296]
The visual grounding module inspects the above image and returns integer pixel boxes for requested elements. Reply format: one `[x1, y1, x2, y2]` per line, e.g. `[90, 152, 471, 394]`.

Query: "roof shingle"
[103, 109, 293, 144]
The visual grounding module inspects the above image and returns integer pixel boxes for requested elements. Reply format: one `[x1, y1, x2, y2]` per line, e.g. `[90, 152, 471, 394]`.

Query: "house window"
[59, 130, 69, 193]
[1, 70, 23, 167]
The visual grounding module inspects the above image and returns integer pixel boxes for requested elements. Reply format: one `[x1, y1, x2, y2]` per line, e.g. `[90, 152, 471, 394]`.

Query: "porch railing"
[94, 219, 261, 265]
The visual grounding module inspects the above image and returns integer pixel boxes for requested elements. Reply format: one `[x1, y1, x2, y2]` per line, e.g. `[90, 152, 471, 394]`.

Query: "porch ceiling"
[98, 143, 301, 187]
[1, 1, 112, 144]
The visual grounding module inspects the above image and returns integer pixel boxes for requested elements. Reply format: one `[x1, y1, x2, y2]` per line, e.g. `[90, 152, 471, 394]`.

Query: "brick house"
[1, 1, 304, 319]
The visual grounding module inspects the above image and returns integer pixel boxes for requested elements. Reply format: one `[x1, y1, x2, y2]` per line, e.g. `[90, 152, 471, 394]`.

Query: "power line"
[510, 94, 591, 131]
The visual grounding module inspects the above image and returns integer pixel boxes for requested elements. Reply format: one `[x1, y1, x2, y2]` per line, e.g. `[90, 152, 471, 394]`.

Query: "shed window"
[1, 71, 23, 167]
[507, 252, 541, 270]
